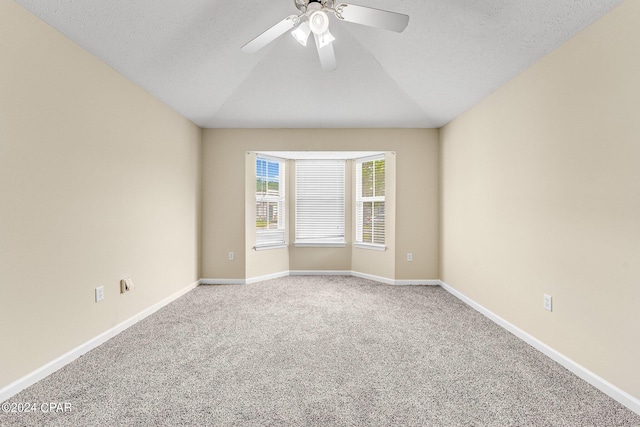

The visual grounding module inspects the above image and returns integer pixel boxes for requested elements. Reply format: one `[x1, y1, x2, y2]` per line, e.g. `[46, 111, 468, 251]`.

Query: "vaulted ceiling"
[15, 0, 623, 128]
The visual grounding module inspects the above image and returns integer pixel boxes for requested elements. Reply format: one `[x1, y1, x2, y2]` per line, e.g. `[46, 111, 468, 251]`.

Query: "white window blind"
[295, 160, 345, 245]
[356, 156, 385, 246]
[256, 156, 285, 248]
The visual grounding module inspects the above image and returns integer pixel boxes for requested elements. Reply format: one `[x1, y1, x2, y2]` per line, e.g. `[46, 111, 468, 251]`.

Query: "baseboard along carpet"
[1, 275, 638, 426]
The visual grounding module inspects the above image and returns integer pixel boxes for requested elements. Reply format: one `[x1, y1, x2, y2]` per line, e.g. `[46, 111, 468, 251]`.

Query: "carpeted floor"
[2, 275, 639, 426]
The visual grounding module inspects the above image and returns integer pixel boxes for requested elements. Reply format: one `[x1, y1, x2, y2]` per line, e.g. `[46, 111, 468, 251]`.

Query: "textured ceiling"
[14, 0, 623, 128]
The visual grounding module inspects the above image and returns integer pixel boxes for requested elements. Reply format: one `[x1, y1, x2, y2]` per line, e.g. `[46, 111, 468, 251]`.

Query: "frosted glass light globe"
[309, 10, 329, 34]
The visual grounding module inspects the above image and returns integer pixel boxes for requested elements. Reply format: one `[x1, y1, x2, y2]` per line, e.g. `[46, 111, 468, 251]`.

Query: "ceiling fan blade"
[241, 16, 299, 54]
[335, 3, 409, 32]
[314, 34, 337, 72]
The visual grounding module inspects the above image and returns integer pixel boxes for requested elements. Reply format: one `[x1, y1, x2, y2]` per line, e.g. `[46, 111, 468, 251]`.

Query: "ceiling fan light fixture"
[309, 10, 329, 34]
[316, 28, 335, 48]
[242, 1, 409, 72]
[291, 21, 311, 46]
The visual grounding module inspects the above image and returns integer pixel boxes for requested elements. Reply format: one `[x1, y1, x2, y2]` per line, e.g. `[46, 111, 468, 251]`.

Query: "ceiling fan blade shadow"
[335, 3, 409, 32]
[242, 16, 299, 54]
[314, 34, 337, 72]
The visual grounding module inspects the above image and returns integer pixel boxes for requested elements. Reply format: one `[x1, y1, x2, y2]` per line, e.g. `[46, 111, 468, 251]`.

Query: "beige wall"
[440, 0, 640, 400]
[202, 129, 439, 282]
[0, 0, 201, 389]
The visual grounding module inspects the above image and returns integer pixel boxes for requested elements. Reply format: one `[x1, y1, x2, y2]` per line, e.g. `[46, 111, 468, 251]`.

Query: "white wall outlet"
[543, 294, 553, 312]
[120, 277, 134, 294]
[229, 251, 234, 261]
[407, 253, 413, 262]
[95, 286, 104, 302]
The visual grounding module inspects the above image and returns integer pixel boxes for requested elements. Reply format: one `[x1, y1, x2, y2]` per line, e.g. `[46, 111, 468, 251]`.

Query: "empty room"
[1, 0, 639, 425]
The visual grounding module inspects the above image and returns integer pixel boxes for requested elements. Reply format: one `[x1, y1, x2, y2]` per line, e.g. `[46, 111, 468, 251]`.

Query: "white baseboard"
[202, 271, 438, 287]
[246, 271, 290, 284]
[351, 271, 440, 286]
[350, 271, 396, 285]
[0, 280, 199, 404]
[200, 271, 290, 286]
[439, 280, 640, 416]
[199, 278, 245, 285]
[290, 270, 352, 276]
[394, 279, 440, 286]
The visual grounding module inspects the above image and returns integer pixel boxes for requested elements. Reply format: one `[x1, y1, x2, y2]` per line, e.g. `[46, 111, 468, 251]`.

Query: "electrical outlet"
[229, 252, 234, 261]
[95, 286, 104, 302]
[407, 253, 413, 262]
[543, 294, 553, 312]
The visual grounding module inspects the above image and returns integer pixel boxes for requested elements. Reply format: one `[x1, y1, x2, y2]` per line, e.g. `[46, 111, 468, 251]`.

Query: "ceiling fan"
[241, 0, 409, 72]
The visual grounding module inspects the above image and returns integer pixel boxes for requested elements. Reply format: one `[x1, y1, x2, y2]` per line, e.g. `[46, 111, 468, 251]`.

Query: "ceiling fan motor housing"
[296, 0, 329, 13]
[307, 1, 323, 11]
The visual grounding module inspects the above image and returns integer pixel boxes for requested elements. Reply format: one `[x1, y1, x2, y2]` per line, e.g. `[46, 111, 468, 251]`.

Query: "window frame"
[294, 159, 346, 248]
[355, 154, 386, 250]
[255, 155, 286, 250]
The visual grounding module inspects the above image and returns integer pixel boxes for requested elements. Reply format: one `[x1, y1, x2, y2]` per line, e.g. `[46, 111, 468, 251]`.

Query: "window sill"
[254, 244, 287, 251]
[354, 243, 386, 251]
[294, 241, 347, 248]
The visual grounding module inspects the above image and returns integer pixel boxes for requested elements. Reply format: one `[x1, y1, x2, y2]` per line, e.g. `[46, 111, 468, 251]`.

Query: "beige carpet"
[2, 275, 638, 426]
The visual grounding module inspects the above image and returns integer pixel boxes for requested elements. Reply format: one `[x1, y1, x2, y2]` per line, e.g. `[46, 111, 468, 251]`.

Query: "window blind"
[356, 156, 385, 245]
[256, 156, 285, 247]
[295, 160, 345, 245]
